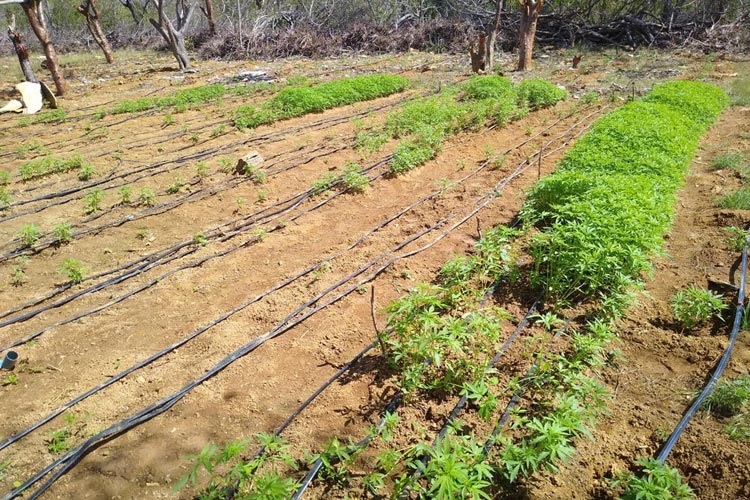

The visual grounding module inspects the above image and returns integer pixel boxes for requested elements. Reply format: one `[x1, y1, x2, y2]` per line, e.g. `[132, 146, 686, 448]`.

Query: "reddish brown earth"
[0, 48, 747, 500]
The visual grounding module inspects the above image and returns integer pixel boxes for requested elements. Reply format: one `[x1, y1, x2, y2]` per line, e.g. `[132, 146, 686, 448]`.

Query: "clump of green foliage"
[0, 187, 10, 211]
[515, 79, 568, 110]
[53, 223, 73, 245]
[717, 188, 750, 209]
[17, 224, 41, 247]
[33, 109, 67, 124]
[356, 76, 561, 176]
[701, 375, 750, 440]
[612, 458, 695, 500]
[669, 284, 726, 330]
[19, 155, 90, 181]
[234, 74, 410, 129]
[311, 162, 369, 195]
[522, 80, 728, 300]
[58, 258, 86, 284]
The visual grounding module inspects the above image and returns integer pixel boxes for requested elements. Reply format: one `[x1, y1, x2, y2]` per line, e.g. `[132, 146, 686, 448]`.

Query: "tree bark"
[485, 0, 503, 71]
[469, 33, 486, 73]
[7, 15, 37, 83]
[149, 0, 195, 71]
[199, 0, 215, 35]
[517, 0, 543, 71]
[78, 0, 115, 64]
[20, 0, 67, 95]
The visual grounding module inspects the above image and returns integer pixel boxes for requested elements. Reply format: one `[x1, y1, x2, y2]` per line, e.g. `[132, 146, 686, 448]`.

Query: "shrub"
[17, 224, 41, 247]
[19, 155, 88, 181]
[461, 75, 514, 101]
[58, 259, 86, 284]
[612, 458, 695, 500]
[703, 375, 750, 417]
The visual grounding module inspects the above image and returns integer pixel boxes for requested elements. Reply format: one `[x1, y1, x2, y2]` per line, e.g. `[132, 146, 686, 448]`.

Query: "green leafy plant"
[1, 373, 19, 386]
[10, 264, 27, 286]
[717, 188, 750, 210]
[234, 74, 409, 129]
[704, 375, 750, 416]
[516, 79, 568, 110]
[77, 164, 96, 181]
[670, 285, 727, 330]
[53, 223, 73, 245]
[17, 224, 41, 247]
[611, 458, 695, 500]
[58, 259, 86, 284]
[0, 187, 10, 211]
[83, 189, 104, 214]
[138, 188, 156, 206]
[19, 155, 88, 181]
[118, 186, 132, 204]
[193, 233, 208, 246]
[0, 169, 11, 185]
[196, 162, 209, 179]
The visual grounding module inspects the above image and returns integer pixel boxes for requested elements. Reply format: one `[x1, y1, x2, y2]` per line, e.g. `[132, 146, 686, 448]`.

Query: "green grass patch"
[19, 155, 89, 181]
[108, 83, 243, 116]
[233, 74, 410, 129]
[717, 188, 750, 209]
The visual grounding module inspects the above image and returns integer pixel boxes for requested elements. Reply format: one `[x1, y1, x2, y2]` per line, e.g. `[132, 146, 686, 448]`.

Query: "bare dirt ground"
[0, 47, 747, 500]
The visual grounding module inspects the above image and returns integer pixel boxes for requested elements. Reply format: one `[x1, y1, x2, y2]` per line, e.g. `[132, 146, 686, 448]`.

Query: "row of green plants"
[177, 80, 725, 499]
[18, 155, 91, 181]
[356, 76, 567, 175]
[522, 80, 730, 303]
[104, 81, 276, 117]
[233, 74, 410, 130]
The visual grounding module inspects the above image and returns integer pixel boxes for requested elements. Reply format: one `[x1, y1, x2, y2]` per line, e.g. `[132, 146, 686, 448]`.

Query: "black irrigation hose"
[1, 92, 413, 214]
[482, 320, 572, 457]
[2, 209, 453, 500]
[0, 111, 559, 498]
[1, 100, 601, 350]
[655, 234, 749, 464]
[1, 99, 598, 331]
[0, 160, 477, 448]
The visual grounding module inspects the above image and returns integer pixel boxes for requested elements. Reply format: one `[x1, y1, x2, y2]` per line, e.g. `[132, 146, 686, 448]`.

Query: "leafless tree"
[119, 0, 150, 25]
[518, 0, 542, 71]
[199, 0, 216, 34]
[0, 0, 67, 95]
[78, 0, 115, 63]
[6, 13, 36, 83]
[149, 0, 196, 70]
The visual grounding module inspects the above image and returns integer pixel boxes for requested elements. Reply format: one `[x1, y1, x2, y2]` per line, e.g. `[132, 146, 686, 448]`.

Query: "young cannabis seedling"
[611, 458, 695, 500]
[192, 233, 208, 246]
[10, 265, 27, 287]
[58, 259, 86, 284]
[138, 188, 156, 206]
[670, 285, 727, 330]
[77, 164, 95, 181]
[53, 223, 73, 245]
[17, 224, 41, 247]
[83, 189, 104, 214]
[118, 186, 132, 204]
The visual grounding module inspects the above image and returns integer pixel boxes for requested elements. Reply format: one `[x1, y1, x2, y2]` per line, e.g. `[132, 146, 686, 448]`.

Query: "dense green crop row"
[358, 76, 566, 175]
[523, 80, 729, 301]
[106, 82, 274, 116]
[233, 74, 410, 129]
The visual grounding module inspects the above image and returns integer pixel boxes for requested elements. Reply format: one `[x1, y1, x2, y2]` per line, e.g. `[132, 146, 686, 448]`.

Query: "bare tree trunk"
[485, 0, 503, 71]
[149, 0, 195, 71]
[517, 0, 543, 71]
[199, 0, 215, 35]
[21, 0, 67, 95]
[78, 0, 115, 63]
[7, 14, 37, 83]
[469, 33, 486, 73]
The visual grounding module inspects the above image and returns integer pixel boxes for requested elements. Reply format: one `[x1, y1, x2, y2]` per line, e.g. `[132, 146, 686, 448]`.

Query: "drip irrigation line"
[2, 208, 454, 500]
[482, 320, 572, 457]
[0, 160, 484, 450]
[1, 101, 601, 343]
[655, 234, 749, 464]
[290, 394, 403, 500]
[1, 93, 411, 214]
[0, 118, 546, 497]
